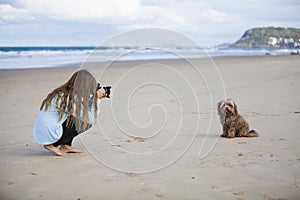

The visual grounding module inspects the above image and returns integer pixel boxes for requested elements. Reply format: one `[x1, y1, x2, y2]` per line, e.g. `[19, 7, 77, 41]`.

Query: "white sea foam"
[0, 46, 296, 69]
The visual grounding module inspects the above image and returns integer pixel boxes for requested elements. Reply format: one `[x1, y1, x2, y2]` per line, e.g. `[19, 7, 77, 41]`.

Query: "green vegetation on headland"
[231, 27, 300, 49]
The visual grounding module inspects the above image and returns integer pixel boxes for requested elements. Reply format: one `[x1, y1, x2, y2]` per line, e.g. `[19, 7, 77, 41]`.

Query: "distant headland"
[230, 27, 300, 49]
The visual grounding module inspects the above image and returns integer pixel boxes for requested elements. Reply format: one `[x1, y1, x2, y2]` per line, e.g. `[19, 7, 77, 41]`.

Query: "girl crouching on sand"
[33, 70, 110, 156]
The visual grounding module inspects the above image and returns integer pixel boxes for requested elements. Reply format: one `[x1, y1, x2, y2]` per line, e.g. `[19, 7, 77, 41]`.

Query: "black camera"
[97, 83, 111, 98]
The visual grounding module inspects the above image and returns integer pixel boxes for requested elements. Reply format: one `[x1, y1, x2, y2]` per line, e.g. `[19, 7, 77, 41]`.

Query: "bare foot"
[60, 145, 83, 153]
[58, 145, 69, 155]
[44, 144, 67, 156]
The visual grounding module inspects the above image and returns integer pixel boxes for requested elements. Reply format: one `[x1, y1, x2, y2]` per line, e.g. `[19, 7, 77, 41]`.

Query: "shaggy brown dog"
[217, 99, 259, 138]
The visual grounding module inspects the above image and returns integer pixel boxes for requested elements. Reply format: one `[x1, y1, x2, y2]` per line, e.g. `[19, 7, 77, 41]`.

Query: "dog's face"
[218, 98, 238, 117]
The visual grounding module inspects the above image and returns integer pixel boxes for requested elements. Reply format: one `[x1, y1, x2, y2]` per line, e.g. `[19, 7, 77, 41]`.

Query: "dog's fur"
[217, 98, 259, 138]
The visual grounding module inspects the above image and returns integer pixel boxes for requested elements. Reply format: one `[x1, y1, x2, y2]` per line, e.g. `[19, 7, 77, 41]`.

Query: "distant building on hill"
[267, 36, 299, 48]
[268, 37, 278, 46]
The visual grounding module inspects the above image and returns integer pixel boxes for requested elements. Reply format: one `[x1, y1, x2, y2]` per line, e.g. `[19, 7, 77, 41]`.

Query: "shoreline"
[0, 54, 298, 72]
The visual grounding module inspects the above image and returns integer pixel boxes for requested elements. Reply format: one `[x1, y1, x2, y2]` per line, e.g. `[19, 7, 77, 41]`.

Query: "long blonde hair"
[40, 70, 98, 132]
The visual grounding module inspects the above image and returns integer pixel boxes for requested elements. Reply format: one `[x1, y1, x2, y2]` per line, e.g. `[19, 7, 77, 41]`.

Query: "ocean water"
[0, 46, 296, 69]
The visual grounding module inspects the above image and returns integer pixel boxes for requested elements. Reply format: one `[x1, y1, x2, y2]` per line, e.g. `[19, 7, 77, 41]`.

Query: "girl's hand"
[96, 88, 106, 99]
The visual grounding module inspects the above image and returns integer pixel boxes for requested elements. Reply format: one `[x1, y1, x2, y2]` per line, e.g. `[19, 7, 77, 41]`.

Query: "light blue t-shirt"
[33, 95, 101, 145]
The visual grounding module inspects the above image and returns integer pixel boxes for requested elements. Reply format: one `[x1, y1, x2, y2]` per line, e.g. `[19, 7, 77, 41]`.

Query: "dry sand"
[0, 55, 300, 199]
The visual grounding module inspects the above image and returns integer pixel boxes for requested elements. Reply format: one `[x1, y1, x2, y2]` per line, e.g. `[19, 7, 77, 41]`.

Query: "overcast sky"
[0, 0, 299, 46]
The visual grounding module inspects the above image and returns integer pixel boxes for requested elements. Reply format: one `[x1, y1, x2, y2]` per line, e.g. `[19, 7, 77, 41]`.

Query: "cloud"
[15, 0, 141, 22]
[201, 9, 231, 22]
[1, 0, 299, 46]
[11, 0, 189, 30]
[8, 0, 300, 29]
[0, 4, 33, 23]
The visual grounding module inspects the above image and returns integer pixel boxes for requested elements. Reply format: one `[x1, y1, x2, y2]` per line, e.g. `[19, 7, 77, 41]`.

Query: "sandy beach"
[0, 55, 300, 199]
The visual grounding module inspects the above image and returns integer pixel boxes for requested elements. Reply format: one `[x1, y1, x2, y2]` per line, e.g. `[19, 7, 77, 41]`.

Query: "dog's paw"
[226, 134, 235, 138]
